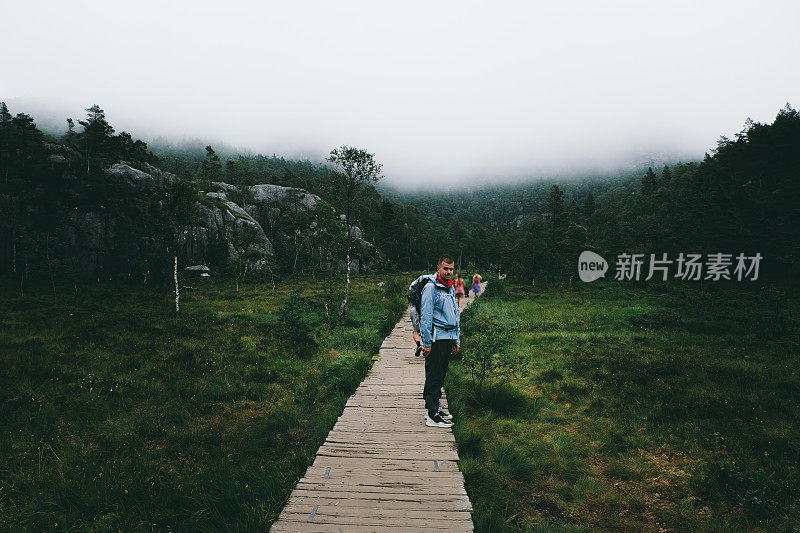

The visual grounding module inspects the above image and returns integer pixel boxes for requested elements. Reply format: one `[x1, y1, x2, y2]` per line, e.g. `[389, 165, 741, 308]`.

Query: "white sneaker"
[425, 411, 453, 428]
[437, 407, 453, 421]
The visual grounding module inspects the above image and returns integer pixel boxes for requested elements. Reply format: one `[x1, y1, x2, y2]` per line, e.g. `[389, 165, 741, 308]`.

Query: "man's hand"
[422, 346, 431, 357]
[453, 343, 460, 354]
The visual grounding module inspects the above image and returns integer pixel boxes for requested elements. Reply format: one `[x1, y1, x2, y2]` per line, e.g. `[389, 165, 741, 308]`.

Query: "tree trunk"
[341, 190, 353, 315]
[174, 255, 180, 313]
[292, 229, 300, 274]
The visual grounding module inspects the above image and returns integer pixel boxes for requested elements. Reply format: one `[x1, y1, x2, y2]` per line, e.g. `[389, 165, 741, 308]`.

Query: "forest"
[1, 101, 798, 289]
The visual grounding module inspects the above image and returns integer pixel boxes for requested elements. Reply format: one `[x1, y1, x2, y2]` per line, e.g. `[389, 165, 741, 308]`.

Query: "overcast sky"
[2, 0, 798, 188]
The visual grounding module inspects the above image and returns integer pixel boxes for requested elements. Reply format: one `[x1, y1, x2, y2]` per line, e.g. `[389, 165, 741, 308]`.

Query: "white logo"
[579, 251, 608, 282]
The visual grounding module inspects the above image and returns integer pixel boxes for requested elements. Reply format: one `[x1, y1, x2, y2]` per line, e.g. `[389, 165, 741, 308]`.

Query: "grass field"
[447, 281, 799, 532]
[0, 274, 408, 530]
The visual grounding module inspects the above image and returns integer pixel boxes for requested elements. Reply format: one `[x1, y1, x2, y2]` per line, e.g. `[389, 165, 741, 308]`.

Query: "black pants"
[424, 339, 454, 415]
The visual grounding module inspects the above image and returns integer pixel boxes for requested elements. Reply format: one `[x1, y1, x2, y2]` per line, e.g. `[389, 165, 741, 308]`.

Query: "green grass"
[447, 281, 800, 532]
[0, 274, 409, 530]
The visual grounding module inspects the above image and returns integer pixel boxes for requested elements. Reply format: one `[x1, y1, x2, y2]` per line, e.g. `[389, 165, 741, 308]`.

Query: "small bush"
[382, 277, 405, 298]
[277, 291, 318, 351]
[462, 326, 515, 390]
[482, 278, 507, 298]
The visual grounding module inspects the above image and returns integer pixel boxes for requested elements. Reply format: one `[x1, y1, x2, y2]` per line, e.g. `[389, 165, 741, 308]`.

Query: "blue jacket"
[420, 274, 460, 347]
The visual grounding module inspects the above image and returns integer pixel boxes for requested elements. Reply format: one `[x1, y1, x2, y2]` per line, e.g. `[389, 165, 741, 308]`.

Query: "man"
[420, 256, 460, 428]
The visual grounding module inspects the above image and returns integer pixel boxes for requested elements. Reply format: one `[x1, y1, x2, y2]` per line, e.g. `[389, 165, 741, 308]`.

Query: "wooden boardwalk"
[270, 284, 485, 532]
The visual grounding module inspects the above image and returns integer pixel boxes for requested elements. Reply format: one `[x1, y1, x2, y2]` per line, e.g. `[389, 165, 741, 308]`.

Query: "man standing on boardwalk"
[420, 255, 460, 428]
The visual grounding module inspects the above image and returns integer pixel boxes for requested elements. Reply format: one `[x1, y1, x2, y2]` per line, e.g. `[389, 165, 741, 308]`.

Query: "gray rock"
[104, 163, 176, 187]
[97, 162, 276, 274]
[248, 183, 321, 209]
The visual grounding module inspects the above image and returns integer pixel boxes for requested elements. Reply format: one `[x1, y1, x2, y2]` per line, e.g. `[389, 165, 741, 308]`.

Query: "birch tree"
[325, 146, 383, 315]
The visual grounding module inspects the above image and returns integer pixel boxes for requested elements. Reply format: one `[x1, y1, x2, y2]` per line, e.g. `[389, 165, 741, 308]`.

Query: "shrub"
[460, 309, 516, 390]
[382, 277, 405, 298]
[482, 278, 507, 298]
[277, 291, 318, 351]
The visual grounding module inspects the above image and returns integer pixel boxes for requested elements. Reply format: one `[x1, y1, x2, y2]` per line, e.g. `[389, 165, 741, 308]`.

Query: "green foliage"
[382, 277, 405, 298]
[624, 307, 682, 330]
[482, 278, 507, 298]
[321, 354, 371, 394]
[492, 444, 536, 481]
[395, 103, 800, 285]
[446, 282, 800, 531]
[201, 145, 222, 184]
[460, 303, 516, 390]
[276, 291, 318, 352]
[0, 275, 396, 530]
[470, 383, 531, 416]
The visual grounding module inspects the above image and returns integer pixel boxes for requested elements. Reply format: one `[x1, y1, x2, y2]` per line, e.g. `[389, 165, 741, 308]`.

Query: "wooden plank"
[299, 472, 465, 484]
[278, 513, 473, 528]
[272, 522, 471, 533]
[316, 451, 460, 461]
[269, 284, 486, 531]
[295, 482, 467, 496]
[306, 457, 462, 473]
[289, 488, 471, 502]
[283, 495, 472, 512]
[281, 506, 472, 520]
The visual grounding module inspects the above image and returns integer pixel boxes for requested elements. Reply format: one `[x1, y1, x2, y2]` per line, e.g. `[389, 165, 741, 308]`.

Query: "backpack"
[408, 275, 432, 314]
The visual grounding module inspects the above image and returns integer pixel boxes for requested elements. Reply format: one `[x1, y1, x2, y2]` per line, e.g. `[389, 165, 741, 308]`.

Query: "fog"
[2, 0, 798, 189]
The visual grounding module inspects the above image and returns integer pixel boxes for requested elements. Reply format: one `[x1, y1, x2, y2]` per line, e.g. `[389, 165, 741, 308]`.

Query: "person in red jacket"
[454, 274, 465, 307]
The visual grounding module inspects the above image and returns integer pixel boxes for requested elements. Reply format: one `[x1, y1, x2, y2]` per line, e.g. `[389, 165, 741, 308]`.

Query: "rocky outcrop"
[211, 181, 385, 273]
[247, 183, 321, 209]
[61, 163, 277, 275]
[182, 190, 274, 272]
[58, 158, 384, 277]
[105, 162, 176, 188]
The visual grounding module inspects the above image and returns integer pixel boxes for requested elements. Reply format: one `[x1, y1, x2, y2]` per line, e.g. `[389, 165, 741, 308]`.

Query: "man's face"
[438, 260, 454, 280]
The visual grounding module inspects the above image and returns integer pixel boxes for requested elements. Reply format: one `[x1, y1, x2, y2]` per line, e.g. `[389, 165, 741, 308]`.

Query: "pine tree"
[545, 184, 566, 280]
[65, 118, 77, 147]
[640, 167, 657, 196]
[582, 190, 596, 217]
[77, 104, 114, 176]
[0, 102, 12, 182]
[201, 145, 222, 185]
[661, 164, 672, 183]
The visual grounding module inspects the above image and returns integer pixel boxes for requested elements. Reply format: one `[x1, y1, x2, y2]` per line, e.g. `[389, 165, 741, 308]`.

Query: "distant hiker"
[454, 274, 465, 307]
[407, 274, 431, 357]
[472, 273, 482, 297]
[420, 256, 460, 428]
